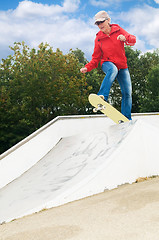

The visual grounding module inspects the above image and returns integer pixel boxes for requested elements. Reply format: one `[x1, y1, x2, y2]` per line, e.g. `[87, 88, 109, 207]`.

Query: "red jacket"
[85, 24, 136, 71]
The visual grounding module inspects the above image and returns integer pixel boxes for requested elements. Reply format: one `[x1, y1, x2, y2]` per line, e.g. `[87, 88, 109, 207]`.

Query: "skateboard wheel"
[93, 108, 98, 113]
[118, 120, 124, 124]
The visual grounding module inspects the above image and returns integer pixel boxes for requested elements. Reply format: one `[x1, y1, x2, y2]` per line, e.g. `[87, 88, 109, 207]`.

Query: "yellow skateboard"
[88, 93, 129, 124]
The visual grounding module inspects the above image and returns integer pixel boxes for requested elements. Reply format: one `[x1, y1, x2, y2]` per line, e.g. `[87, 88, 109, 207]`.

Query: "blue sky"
[0, 0, 159, 61]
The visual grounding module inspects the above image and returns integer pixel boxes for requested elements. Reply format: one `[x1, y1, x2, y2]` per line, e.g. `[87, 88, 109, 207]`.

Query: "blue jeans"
[97, 62, 132, 120]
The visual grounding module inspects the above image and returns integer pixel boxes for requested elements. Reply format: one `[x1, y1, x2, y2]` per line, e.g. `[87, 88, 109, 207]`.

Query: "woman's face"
[96, 19, 111, 34]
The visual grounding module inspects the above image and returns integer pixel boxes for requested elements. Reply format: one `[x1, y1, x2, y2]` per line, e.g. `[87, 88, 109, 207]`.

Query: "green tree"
[139, 65, 159, 112]
[137, 49, 159, 111]
[71, 48, 88, 65]
[0, 42, 89, 154]
[125, 46, 141, 113]
[109, 47, 159, 113]
[71, 47, 159, 114]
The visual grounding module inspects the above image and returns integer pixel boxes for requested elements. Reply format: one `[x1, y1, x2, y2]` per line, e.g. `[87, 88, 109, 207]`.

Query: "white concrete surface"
[0, 113, 159, 224]
[0, 115, 112, 189]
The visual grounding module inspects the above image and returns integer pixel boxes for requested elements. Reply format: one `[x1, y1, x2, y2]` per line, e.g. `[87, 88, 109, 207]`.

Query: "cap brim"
[94, 17, 106, 24]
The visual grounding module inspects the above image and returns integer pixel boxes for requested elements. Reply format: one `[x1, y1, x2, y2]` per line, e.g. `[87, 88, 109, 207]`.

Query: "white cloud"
[0, 0, 95, 60]
[154, 0, 159, 3]
[114, 5, 159, 52]
[12, 1, 62, 18]
[90, 0, 131, 7]
[12, 0, 80, 18]
[63, 0, 80, 12]
[89, 0, 109, 7]
[0, 0, 159, 62]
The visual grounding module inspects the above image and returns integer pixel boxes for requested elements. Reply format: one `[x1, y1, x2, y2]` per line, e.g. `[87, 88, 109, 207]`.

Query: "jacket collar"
[96, 24, 120, 39]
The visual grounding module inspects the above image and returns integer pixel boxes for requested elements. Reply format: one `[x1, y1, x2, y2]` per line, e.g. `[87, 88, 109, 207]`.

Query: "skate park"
[0, 113, 159, 240]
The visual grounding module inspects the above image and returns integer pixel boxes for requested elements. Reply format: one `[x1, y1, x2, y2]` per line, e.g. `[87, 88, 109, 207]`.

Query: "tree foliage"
[135, 49, 159, 112]
[0, 42, 89, 153]
[139, 64, 159, 112]
[0, 42, 159, 154]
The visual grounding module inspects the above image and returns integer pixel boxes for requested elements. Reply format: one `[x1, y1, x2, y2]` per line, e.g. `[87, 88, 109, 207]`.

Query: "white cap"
[94, 10, 110, 24]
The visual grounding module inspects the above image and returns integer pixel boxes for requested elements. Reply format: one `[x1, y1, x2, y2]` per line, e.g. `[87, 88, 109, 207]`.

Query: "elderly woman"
[80, 10, 136, 120]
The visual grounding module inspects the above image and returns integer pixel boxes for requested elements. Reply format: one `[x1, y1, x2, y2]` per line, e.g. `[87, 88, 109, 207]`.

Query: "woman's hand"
[117, 34, 126, 42]
[80, 67, 87, 73]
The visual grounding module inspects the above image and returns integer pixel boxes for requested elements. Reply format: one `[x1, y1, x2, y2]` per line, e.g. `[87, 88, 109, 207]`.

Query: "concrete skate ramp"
[0, 114, 159, 224]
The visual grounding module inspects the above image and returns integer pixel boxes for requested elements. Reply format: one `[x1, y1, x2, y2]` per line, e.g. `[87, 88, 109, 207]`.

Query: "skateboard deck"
[88, 93, 129, 124]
